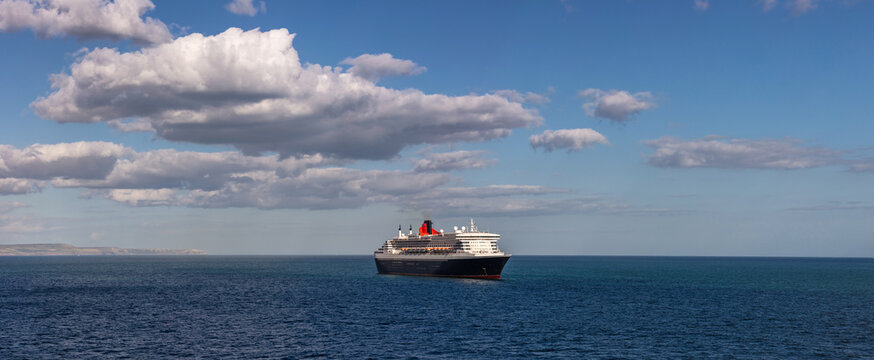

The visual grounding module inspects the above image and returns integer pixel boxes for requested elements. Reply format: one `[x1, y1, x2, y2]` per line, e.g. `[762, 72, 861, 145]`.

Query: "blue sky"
[0, 0, 872, 256]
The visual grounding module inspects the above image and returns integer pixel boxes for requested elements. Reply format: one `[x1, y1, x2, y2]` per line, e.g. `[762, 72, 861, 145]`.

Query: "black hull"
[375, 255, 510, 279]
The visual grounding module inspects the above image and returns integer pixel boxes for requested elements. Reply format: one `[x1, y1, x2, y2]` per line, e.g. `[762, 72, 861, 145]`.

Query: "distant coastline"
[0, 243, 206, 256]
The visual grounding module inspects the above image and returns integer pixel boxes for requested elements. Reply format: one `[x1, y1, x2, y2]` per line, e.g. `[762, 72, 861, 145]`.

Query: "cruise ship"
[374, 219, 510, 279]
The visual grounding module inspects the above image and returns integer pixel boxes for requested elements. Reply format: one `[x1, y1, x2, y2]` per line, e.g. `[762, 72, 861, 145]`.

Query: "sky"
[0, 0, 873, 256]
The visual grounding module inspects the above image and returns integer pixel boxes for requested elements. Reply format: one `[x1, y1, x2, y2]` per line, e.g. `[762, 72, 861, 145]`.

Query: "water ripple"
[1, 256, 872, 359]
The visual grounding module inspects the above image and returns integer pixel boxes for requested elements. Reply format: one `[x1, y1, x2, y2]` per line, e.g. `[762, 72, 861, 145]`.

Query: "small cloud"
[694, 0, 710, 11]
[340, 53, 426, 81]
[761, 0, 819, 15]
[491, 90, 551, 105]
[579, 88, 656, 123]
[0, 178, 42, 195]
[762, 0, 780, 12]
[225, 0, 266, 16]
[559, 0, 575, 13]
[106, 188, 177, 206]
[644, 136, 841, 169]
[530, 129, 609, 153]
[789, 0, 817, 15]
[108, 119, 154, 133]
[787, 201, 874, 212]
[413, 151, 496, 172]
[0, 142, 131, 180]
[405, 195, 672, 218]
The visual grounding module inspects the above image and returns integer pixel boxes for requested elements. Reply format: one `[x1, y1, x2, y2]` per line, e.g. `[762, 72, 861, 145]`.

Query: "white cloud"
[51, 150, 336, 190]
[32, 28, 541, 160]
[225, 0, 265, 16]
[413, 151, 496, 172]
[645, 136, 841, 169]
[0, 142, 445, 210]
[0, 141, 658, 217]
[788, 201, 874, 212]
[762, 0, 779, 11]
[33, 28, 300, 123]
[0, 142, 335, 193]
[395, 183, 637, 217]
[108, 118, 153, 132]
[0, 0, 172, 45]
[789, 0, 817, 15]
[761, 0, 819, 14]
[403, 196, 638, 218]
[579, 88, 655, 123]
[0, 178, 42, 194]
[108, 168, 455, 210]
[340, 53, 427, 81]
[391, 182, 673, 218]
[491, 89, 551, 105]
[419, 184, 570, 199]
[529, 128, 609, 152]
[0, 141, 130, 180]
[694, 0, 709, 11]
[106, 188, 176, 206]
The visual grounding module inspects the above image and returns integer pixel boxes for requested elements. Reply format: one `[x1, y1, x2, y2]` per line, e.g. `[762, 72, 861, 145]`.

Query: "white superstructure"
[374, 219, 506, 258]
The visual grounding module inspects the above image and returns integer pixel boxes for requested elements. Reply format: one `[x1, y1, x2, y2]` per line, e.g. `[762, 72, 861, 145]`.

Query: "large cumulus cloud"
[0, 0, 172, 45]
[32, 27, 542, 160]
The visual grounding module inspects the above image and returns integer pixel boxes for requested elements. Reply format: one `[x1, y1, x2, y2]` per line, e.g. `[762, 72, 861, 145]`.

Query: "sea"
[1, 256, 872, 359]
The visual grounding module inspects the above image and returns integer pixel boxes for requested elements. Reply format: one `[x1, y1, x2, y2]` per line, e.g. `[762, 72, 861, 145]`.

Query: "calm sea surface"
[1, 256, 872, 359]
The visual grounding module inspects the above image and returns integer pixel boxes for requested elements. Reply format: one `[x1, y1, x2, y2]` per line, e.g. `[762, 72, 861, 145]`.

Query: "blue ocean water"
[1, 256, 872, 359]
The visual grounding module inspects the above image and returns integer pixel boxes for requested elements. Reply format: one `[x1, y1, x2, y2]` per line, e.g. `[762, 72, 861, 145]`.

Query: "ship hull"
[374, 255, 510, 279]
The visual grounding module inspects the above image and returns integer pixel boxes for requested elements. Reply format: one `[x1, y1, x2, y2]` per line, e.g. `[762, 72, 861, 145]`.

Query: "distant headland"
[0, 243, 206, 256]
